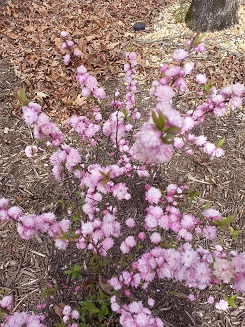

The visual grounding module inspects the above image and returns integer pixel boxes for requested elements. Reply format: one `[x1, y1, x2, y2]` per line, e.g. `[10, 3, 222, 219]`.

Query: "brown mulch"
[0, 0, 245, 326]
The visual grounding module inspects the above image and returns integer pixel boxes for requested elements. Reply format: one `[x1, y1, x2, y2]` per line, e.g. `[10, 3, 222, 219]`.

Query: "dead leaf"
[54, 303, 65, 318]
[35, 92, 49, 100]
[78, 38, 87, 51]
[98, 276, 113, 295]
[74, 94, 87, 106]
[23, 25, 35, 33]
[86, 34, 98, 42]
[107, 42, 120, 49]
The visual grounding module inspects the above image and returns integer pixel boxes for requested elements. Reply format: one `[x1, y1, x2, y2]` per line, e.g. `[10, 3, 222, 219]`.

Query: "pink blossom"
[150, 232, 162, 244]
[120, 241, 130, 254]
[25, 145, 38, 158]
[55, 239, 69, 250]
[131, 123, 173, 164]
[145, 187, 162, 204]
[0, 295, 13, 308]
[61, 42, 67, 50]
[73, 49, 82, 57]
[67, 40, 74, 48]
[234, 273, 245, 292]
[138, 232, 146, 241]
[0, 210, 8, 221]
[63, 315, 69, 323]
[93, 87, 106, 99]
[108, 277, 122, 290]
[8, 206, 23, 220]
[154, 85, 175, 101]
[60, 31, 68, 38]
[184, 61, 195, 74]
[22, 106, 39, 125]
[172, 49, 188, 62]
[165, 66, 181, 77]
[125, 236, 136, 248]
[148, 298, 155, 307]
[101, 238, 114, 252]
[194, 135, 207, 146]
[203, 225, 217, 240]
[215, 299, 229, 310]
[203, 142, 216, 155]
[230, 96, 243, 108]
[195, 74, 207, 84]
[125, 218, 136, 228]
[194, 43, 205, 53]
[65, 148, 81, 171]
[71, 310, 79, 319]
[0, 197, 9, 210]
[202, 208, 222, 221]
[188, 294, 195, 301]
[183, 116, 196, 132]
[213, 258, 234, 283]
[208, 296, 215, 304]
[64, 54, 71, 65]
[174, 137, 185, 149]
[63, 305, 72, 316]
[232, 83, 245, 96]
[181, 213, 196, 229]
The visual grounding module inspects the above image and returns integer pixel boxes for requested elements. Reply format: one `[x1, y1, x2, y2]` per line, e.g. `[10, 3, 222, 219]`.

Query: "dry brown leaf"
[86, 34, 98, 42]
[54, 303, 65, 318]
[107, 42, 120, 50]
[74, 94, 87, 106]
[98, 276, 113, 295]
[35, 92, 49, 100]
[78, 38, 87, 51]
[23, 25, 35, 33]
[62, 96, 73, 106]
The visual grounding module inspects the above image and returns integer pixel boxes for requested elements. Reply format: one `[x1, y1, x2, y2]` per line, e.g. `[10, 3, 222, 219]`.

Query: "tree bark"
[185, 0, 239, 32]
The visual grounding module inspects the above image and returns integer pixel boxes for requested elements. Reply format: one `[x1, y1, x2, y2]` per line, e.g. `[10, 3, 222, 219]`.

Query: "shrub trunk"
[185, 0, 239, 32]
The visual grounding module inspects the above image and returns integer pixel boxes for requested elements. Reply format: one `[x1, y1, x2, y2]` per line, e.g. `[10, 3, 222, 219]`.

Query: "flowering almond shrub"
[0, 32, 245, 327]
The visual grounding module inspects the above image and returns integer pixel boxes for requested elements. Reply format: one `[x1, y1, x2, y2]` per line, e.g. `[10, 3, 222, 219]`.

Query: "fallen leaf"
[74, 94, 87, 106]
[35, 92, 49, 100]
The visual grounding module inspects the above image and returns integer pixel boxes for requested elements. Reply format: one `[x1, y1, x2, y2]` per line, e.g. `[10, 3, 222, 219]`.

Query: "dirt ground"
[0, 0, 245, 326]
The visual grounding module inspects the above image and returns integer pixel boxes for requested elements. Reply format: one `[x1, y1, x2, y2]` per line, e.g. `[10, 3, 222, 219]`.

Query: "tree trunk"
[185, 0, 239, 32]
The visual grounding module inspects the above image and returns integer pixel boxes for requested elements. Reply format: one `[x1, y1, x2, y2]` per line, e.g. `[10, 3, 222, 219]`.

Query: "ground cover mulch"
[0, 0, 245, 326]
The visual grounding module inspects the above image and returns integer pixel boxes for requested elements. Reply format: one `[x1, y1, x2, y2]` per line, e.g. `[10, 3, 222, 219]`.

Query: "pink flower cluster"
[213, 253, 245, 293]
[1, 312, 45, 327]
[0, 198, 70, 247]
[131, 123, 174, 164]
[76, 65, 105, 100]
[50, 145, 81, 180]
[0, 295, 13, 309]
[112, 243, 213, 292]
[60, 31, 82, 66]
[25, 145, 38, 158]
[124, 52, 139, 117]
[22, 102, 64, 146]
[110, 296, 163, 327]
[103, 111, 130, 145]
[67, 112, 101, 144]
[62, 305, 79, 325]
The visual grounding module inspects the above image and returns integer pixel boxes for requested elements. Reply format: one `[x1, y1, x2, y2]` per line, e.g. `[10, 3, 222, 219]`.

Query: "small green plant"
[229, 226, 243, 241]
[65, 264, 83, 280]
[189, 189, 200, 203]
[224, 294, 238, 309]
[41, 281, 58, 301]
[78, 289, 112, 327]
